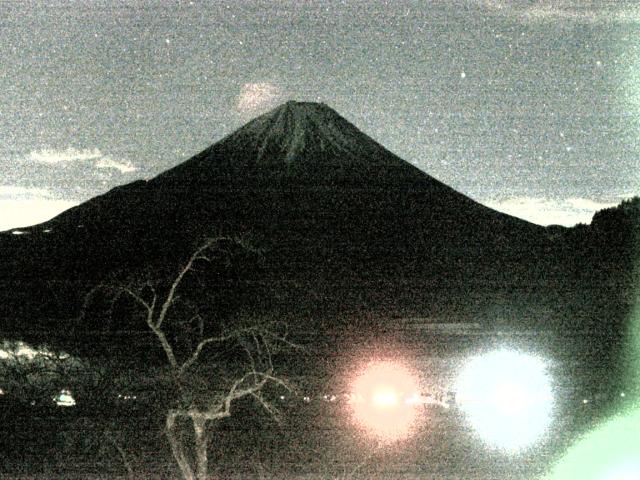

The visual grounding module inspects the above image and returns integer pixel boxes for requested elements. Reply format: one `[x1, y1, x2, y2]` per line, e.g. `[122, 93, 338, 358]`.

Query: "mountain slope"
[155, 101, 432, 187]
[0, 101, 553, 346]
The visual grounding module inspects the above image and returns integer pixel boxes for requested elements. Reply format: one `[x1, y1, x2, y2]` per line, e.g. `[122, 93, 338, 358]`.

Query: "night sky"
[1, 0, 639, 229]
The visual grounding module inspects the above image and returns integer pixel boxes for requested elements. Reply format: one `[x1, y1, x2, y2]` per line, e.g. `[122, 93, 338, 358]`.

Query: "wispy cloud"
[483, 196, 624, 226]
[27, 148, 103, 164]
[26, 147, 137, 173]
[0, 186, 78, 231]
[95, 157, 137, 174]
[1, 147, 138, 230]
[236, 82, 282, 114]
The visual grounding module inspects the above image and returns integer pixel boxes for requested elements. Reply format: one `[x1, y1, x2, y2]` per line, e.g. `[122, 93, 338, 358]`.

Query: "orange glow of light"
[372, 389, 399, 408]
[350, 360, 422, 442]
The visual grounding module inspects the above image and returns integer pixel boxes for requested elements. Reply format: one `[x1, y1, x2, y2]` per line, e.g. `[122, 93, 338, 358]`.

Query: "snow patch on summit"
[223, 101, 414, 171]
[154, 100, 436, 187]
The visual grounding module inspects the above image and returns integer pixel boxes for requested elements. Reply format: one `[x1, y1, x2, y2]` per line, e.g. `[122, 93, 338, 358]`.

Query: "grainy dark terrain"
[0, 102, 638, 478]
[0, 375, 618, 480]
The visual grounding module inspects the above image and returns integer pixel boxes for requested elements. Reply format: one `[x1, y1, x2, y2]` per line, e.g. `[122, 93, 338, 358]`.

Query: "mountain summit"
[155, 101, 432, 187]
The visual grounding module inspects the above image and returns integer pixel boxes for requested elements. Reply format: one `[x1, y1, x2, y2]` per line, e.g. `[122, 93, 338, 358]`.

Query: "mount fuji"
[0, 101, 566, 348]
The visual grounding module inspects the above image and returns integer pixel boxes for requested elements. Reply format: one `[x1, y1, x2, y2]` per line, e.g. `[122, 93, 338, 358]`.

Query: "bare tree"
[86, 237, 296, 480]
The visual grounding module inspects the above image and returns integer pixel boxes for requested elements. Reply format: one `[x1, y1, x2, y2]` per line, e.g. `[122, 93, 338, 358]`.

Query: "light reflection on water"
[0, 331, 635, 478]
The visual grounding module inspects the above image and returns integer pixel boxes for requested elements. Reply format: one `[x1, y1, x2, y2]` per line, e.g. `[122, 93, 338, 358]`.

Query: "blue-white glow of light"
[455, 349, 554, 451]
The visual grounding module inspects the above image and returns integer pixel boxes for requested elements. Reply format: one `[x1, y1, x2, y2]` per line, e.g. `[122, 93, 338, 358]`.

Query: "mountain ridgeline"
[0, 102, 637, 385]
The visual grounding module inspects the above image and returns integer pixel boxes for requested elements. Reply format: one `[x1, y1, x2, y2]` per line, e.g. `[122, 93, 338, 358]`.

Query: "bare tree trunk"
[166, 411, 195, 480]
[104, 430, 135, 480]
[193, 414, 209, 480]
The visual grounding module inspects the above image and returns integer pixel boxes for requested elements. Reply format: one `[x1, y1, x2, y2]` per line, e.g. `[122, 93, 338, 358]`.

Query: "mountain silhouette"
[1, 100, 636, 404]
[0, 101, 565, 351]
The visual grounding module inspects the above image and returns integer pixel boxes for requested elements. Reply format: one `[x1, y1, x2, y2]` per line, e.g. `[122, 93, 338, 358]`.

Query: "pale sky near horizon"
[1, 0, 639, 230]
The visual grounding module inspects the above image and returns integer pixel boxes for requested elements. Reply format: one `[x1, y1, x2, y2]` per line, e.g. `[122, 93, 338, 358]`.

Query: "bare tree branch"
[84, 237, 295, 480]
[147, 322, 179, 371]
[251, 391, 282, 423]
[156, 237, 232, 330]
[104, 430, 136, 480]
[242, 338, 257, 373]
[178, 325, 263, 376]
[120, 286, 152, 314]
